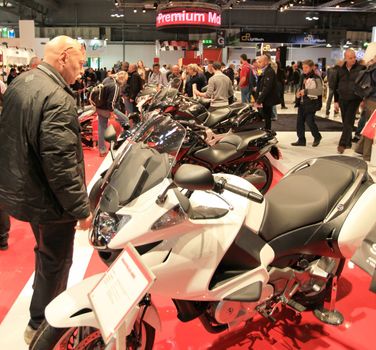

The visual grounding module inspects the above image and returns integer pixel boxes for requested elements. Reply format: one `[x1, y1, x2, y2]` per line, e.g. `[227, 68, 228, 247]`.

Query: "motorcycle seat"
[194, 130, 268, 166]
[205, 107, 232, 128]
[194, 134, 245, 166]
[259, 158, 355, 242]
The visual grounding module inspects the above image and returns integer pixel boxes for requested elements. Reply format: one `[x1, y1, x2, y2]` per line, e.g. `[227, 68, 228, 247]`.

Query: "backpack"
[354, 64, 376, 99]
[89, 83, 107, 109]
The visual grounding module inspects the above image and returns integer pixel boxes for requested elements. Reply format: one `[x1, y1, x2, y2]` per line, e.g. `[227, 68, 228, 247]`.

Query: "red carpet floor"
[1, 149, 375, 349]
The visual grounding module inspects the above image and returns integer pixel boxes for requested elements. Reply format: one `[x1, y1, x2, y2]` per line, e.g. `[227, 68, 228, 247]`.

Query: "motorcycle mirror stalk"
[104, 125, 117, 161]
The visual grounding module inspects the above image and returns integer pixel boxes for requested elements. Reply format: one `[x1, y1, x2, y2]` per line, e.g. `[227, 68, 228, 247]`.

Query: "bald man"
[255, 55, 280, 130]
[122, 63, 142, 114]
[0, 35, 92, 344]
[333, 49, 365, 154]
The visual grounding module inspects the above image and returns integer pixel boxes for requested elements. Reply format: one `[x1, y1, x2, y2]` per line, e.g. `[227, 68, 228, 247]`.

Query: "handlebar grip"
[223, 183, 264, 203]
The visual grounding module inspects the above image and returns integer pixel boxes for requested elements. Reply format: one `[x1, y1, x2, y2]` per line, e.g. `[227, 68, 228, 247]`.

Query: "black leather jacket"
[0, 63, 90, 223]
[334, 61, 365, 102]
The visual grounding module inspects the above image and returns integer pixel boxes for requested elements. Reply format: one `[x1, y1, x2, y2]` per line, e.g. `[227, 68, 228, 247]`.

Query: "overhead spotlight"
[133, 8, 137, 13]
[343, 44, 349, 48]
[290, 3, 294, 7]
[326, 43, 332, 48]
[229, 4, 233, 9]
[153, 2, 158, 9]
[312, 16, 319, 20]
[114, 0, 119, 7]
[305, 16, 312, 21]
[336, 4, 340, 8]
[350, 1, 354, 3]
[142, 9, 146, 13]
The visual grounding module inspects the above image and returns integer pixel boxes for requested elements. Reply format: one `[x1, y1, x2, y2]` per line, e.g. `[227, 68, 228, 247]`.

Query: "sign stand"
[88, 243, 155, 347]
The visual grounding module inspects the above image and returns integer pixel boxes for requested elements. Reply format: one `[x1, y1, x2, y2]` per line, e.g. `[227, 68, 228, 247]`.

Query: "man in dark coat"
[0, 36, 92, 345]
[333, 49, 365, 154]
[255, 55, 280, 130]
[123, 63, 143, 114]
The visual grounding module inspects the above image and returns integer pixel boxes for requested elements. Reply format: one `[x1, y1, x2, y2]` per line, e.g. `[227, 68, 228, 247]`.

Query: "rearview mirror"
[174, 164, 215, 191]
[104, 125, 117, 143]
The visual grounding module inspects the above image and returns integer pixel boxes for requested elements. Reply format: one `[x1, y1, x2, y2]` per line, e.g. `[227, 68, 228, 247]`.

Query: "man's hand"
[254, 102, 263, 109]
[334, 102, 340, 113]
[75, 212, 93, 231]
[130, 99, 134, 103]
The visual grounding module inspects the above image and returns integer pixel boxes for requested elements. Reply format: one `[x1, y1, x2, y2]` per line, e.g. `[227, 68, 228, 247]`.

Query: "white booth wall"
[100, 43, 185, 68]
[288, 47, 343, 66]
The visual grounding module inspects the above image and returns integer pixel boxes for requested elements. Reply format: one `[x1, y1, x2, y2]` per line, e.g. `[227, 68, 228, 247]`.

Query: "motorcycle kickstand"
[313, 275, 344, 325]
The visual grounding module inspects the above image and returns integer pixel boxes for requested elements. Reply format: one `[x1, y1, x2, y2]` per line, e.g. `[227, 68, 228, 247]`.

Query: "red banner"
[362, 109, 376, 140]
[156, 9, 221, 29]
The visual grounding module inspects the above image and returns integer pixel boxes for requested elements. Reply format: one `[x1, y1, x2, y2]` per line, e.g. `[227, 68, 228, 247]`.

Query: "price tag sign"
[88, 243, 155, 344]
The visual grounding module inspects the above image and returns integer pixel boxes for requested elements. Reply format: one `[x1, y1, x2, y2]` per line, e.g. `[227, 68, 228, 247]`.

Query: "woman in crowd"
[291, 59, 323, 147]
[137, 60, 148, 83]
[185, 63, 207, 98]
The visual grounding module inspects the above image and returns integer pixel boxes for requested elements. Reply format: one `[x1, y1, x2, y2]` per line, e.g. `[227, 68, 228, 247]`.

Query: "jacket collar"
[37, 62, 74, 97]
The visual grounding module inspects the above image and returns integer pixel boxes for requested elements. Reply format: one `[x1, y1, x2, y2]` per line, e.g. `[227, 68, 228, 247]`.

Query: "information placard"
[88, 243, 155, 344]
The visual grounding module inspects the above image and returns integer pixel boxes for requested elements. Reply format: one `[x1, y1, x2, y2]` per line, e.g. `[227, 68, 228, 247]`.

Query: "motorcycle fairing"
[45, 274, 162, 333]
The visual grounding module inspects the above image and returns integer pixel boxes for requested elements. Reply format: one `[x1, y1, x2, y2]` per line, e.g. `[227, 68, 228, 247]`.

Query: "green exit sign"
[203, 39, 213, 44]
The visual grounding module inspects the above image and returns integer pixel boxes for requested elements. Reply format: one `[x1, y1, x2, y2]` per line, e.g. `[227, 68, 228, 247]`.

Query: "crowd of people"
[0, 34, 375, 346]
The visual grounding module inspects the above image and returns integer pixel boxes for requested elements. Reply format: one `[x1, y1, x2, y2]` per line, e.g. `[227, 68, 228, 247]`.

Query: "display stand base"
[313, 308, 344, 326]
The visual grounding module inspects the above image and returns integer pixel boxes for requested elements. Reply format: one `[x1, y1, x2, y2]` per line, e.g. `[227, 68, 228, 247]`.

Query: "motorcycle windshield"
[146, 78, 181, 114]
[99, 115, 186, 213]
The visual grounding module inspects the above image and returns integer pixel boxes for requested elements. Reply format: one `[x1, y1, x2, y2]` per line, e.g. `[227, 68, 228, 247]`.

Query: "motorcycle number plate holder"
[88, 243, 155, 344]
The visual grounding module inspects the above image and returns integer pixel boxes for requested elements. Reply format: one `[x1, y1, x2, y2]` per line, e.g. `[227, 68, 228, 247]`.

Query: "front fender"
[45, 274, 102, 329]
[45, 273, 161, 332]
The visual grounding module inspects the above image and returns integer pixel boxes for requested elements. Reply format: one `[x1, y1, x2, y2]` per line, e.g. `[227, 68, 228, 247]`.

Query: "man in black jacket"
[255, 55, 280, 130]
[333, 49, 365, 153]
[325, 60, 342, 117]
[123, 63, 143, 114]
[0, 36, 92, 344]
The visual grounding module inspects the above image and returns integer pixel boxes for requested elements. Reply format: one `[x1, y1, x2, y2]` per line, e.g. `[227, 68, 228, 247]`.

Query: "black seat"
[204, 107, 232, 127]
[259, 158, 355, 242]
[194, 134, 245, 166]
[234, 130, 268, 148]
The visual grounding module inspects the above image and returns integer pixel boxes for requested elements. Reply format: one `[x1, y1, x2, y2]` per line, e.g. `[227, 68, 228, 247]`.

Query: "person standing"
[95, 71, 128, 156]
[334, 49, 365, 154]
[123, 64, 143, 114]
[29, 56, 42, 70]
[0, 36, 92, 344]
[185, 64, 207, 97]
[276, 62, 287, 109]
[291, 59, 323, 147]
[147, 63, 168, 88]
[254, 55, 280, 130]
[355, 43, 376, 161]
[325, 60, 342, 118]
[194, 61, 233, 111]
[6, 67, 17, 86]
[239, 54, 251, 103]
[223, 64, 235, 85]
[204, 61, 214, 82]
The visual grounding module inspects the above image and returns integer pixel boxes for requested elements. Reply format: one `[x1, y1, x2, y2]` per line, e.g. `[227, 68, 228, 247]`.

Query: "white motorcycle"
[30, 115, 376, 349]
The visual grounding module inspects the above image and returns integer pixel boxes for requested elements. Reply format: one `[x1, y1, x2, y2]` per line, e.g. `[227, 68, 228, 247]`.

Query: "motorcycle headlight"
[90, 211, 131, 249]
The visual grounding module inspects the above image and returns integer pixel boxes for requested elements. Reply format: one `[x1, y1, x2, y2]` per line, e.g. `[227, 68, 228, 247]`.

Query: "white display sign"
[88, 243, 155, 344]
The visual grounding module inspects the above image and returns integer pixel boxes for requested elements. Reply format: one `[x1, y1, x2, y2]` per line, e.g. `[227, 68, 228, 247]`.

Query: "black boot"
[291, 140, 306, 146]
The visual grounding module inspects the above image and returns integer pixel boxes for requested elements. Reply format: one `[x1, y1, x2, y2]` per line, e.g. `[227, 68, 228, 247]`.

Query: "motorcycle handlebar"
[214, 179, 264, 203]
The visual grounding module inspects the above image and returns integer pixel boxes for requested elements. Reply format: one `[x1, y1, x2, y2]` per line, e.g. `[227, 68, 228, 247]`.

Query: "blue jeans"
[124, 98, 136, 114]
[240, 87, 250, 104]
[97, 108, 110, 153]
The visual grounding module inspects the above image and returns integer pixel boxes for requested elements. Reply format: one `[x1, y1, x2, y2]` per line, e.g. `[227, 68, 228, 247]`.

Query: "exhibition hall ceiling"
[0, 0, 375, 30]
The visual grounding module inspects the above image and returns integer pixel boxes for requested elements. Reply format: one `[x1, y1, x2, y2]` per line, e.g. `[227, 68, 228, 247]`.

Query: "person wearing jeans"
[291, 59, 323, 147]
[96, 71, 128, 156]
[239, 54, 251, 103]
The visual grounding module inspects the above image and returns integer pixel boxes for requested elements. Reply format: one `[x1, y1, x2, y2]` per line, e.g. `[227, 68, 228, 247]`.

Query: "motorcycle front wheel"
[239, 155, 273, 194]
[29, 320, 155, 350]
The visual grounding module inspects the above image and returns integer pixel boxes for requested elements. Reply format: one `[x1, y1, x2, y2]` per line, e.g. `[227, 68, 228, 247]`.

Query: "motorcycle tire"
[29, 320, 155, 350]
[240, 155, 273, 194]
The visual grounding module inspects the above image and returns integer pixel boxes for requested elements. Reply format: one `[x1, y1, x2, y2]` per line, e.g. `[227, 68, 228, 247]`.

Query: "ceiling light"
[346, 40, 352, 45]
[312, 16, 319, 20]
[350, 1, 354, 3]
[326, 43, 332, 47]
[133, 8, 137, 13]
[142, 9, 146, 13]
[336, 5, 340, 7]
[114, 0, 119, 7]
[229, 4, 233, 9]
[305, 16, 312, 20]
[153, 2, 158, 9]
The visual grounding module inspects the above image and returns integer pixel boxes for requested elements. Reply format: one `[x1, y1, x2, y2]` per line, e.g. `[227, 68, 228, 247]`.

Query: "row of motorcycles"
[79, 79, 279, 194]
[29, 81, 376, 349]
